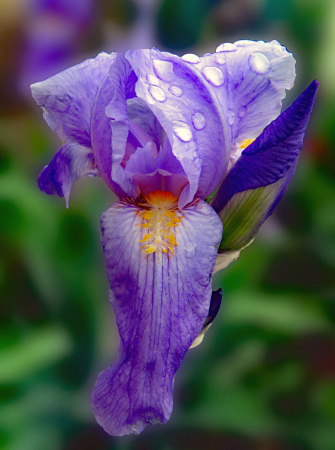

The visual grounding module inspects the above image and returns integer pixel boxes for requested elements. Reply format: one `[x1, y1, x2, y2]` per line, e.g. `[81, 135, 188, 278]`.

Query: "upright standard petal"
[211, 80, 318, 252]
[37, 142, 99, 207]
[126, 49, 230, 207]
[91, 54, 139, 198]
[127, 97, 166, 150]
[91, 195, 222, 435]
[196, 40, 296, 148]
[31, 52, 116, 147]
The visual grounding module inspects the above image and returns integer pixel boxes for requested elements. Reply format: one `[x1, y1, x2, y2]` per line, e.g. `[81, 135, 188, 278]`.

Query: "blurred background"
[0, 0, 335, 449]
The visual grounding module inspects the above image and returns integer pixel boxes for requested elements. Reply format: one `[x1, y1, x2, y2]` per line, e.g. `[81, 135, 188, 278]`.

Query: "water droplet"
[201, 66, 224, 87]
[248, 52, 271, 74]
[149, 85, 166, 102]
[169, 86, 183, 97]
[234, 40, 255, 47]
[147, 74, 159, 85]
[227, 110, 235, 125]
[192, 112, 206, 130]
[215, 53, 226, 65]
[172, 121, 192, 142]
[216, 43, 237, 52]
[272, 44, 286, 57]
[153, 59, 175, 82]
[56, 94, 70, 112]
[182, 53, 200, 64]
[237, 105, 247, 118]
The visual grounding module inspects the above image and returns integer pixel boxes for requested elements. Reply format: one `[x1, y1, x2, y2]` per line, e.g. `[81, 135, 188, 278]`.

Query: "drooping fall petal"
[91, 197, 222, 435]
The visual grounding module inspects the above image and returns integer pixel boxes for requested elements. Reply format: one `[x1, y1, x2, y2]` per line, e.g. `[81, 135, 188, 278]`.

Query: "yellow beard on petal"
[137, 190, 182, 255]
[240, 138, 256, 149]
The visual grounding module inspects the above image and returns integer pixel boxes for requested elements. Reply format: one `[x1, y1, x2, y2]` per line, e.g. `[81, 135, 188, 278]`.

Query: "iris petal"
[126, 48, 230, 207]
[91, 197, 222, 435]
[91, 54, 141, 198]
[31, 52, 116, 147]
[198, 40, 296, 148]
[37, 142, 99, 207]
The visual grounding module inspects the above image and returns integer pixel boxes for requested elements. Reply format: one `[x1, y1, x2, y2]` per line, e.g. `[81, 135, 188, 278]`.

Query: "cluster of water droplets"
[146, 42, 275, 142]
[146, 55, 213, 143]
[215, 41, 272, 76]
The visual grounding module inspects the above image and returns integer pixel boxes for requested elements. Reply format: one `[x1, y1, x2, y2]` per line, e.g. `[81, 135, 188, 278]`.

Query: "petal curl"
[196, 40, 296, 148]
[37, 142, 99, 207]
[127, 97, 165, 150]
[31, 52, 116, 147]
[91, 198, 222, 435]
[126, 49, 230, 208]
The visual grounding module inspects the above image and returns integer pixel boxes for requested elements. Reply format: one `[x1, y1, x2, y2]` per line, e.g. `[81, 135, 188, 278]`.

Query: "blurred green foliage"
[1, 0, 335, 449]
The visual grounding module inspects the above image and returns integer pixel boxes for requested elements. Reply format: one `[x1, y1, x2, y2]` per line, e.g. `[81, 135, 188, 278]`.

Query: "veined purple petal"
[197, 40, 295, 149]
[37, 142, 99, 207]
[127, 97, 166, 150]
[124, 142, 162, 194]
[211, 80, 318, 216]
[126, 48, 230, 208]
[91, 197, 222, 435]
[156, 138, 186, 177]
[91, 54, 140, 198]
[31, 52, 116, 147]
[125, 142, 157, 175]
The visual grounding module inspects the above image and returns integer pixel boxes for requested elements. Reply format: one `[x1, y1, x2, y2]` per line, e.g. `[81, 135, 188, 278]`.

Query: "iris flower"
[31, 40, 317, 436]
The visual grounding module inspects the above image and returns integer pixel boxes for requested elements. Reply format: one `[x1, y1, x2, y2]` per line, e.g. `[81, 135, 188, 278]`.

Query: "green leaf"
[0, 326, 73, 383]
[218, 175, 289, 252]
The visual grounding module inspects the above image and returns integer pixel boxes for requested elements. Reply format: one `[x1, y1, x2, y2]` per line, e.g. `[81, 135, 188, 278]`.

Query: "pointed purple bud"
[211, 80, 318, 252]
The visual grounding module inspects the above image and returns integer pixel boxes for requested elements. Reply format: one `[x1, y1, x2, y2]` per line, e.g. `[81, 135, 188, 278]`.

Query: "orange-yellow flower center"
[138, 190, 182, 255]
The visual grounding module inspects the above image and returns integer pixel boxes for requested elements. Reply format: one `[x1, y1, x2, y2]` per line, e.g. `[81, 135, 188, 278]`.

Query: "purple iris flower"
[31, 40, 317, 436]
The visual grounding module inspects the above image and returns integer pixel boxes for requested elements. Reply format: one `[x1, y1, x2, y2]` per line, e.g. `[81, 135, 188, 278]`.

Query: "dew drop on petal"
[56, 94, 70, 112]
[153, 59, 175, 82]
[181, 53, 200, 64]
[215, 53, 226, 65]
[237, 105, 247, 118]
[201, 66, 224, 87]
[172, 121, 192, 142]
[227, 110, 235, 125]
[248, 52, 271, 74]
[147, 74, 159, 85]
[169, 86, 183, 97]
[216, 43, 237, 52]
[272, 43, 286, 57]
[149, 85, 166, 102]
[192, 112, 206, 130]
[234, 40, 255, 47]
